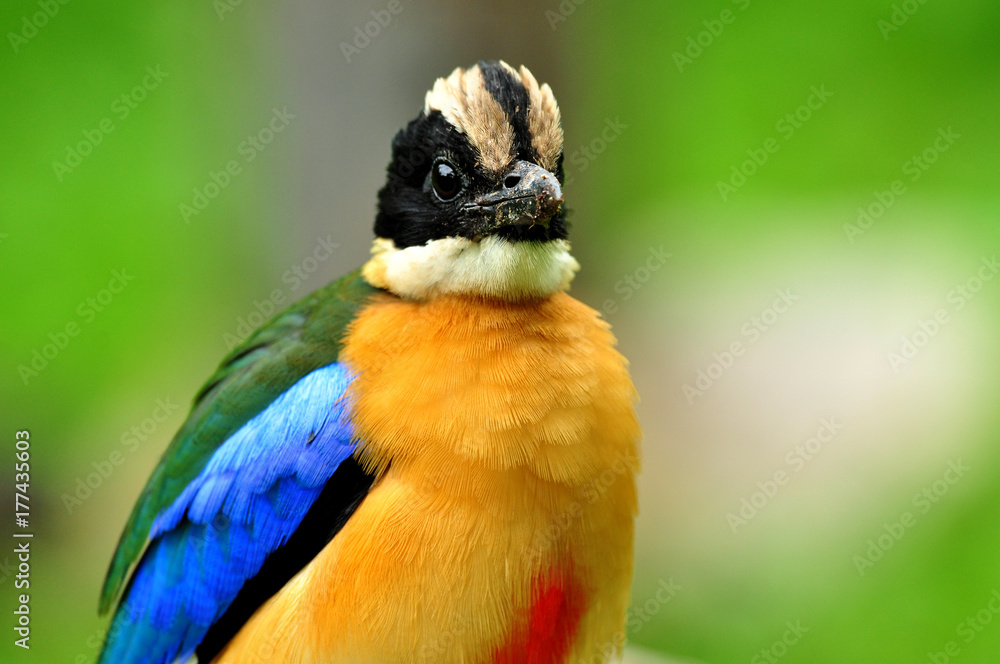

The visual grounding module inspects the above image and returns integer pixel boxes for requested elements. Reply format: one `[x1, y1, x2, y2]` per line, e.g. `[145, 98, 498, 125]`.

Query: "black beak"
[465, 161, 563, 238]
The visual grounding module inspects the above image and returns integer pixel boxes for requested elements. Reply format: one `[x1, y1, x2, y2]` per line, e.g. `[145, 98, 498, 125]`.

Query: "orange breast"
[213, 292, 640, 664]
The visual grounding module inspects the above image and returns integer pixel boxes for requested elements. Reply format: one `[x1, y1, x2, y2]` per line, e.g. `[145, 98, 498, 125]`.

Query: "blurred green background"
[2, 1, 999, 662]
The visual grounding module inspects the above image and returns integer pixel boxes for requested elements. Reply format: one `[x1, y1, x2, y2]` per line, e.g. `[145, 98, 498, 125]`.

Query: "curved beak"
[465, 160, 563, 236]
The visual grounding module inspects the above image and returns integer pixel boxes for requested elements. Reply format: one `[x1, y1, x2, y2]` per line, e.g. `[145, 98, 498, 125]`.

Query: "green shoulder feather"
[99, 269, 378, 613]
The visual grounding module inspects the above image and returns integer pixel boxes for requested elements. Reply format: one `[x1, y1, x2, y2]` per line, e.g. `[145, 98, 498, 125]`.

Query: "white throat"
[361, 236, 579, 301]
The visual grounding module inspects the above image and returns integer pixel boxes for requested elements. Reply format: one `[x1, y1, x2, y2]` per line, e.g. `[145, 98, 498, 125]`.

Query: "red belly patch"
[491, 574, 585, 664]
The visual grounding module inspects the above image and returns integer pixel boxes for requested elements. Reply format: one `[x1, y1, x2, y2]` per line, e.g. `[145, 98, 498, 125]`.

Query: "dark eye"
[431, 159, 462, 201]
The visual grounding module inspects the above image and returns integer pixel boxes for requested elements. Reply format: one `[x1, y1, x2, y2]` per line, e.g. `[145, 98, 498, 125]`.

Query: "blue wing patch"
[99, 363, 356, 664]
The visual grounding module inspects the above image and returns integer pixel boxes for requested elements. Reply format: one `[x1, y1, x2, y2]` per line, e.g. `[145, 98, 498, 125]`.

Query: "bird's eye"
[431, 159, 462, 201]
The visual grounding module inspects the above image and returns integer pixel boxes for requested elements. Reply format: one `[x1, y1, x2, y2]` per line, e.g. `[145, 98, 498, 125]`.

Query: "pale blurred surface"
[624, 645, 705, 664]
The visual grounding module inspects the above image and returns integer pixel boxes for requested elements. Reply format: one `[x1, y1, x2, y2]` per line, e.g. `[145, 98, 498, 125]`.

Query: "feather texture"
[100, 270, 376, 615]
[212, 292, 640, 664]
[99, 364, 358, 664]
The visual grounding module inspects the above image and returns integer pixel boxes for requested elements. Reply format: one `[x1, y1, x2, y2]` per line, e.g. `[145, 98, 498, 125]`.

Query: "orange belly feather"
[213, 292, 640, 664]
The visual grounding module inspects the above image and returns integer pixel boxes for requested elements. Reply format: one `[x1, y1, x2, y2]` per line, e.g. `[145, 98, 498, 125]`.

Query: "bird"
[97, 60, 640, 664]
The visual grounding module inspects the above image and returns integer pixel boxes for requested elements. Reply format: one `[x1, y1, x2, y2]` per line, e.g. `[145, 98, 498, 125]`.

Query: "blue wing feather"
[99, 363, 357, 664]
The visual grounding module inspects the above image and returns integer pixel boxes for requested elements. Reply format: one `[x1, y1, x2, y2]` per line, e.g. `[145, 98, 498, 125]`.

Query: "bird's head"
[363, 61, 579, 301]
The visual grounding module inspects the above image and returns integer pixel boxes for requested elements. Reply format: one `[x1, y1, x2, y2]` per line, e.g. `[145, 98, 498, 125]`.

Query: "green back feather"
[98, 269, 378, 614]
